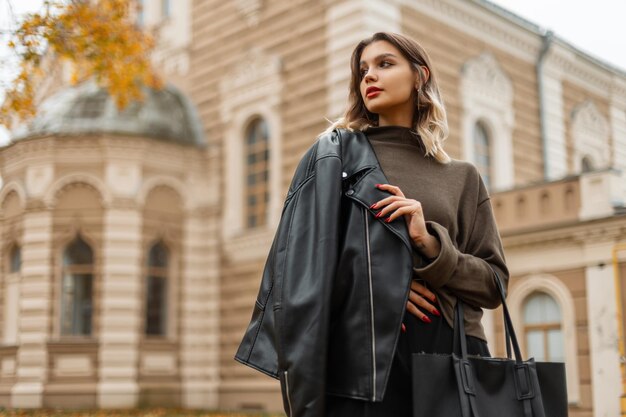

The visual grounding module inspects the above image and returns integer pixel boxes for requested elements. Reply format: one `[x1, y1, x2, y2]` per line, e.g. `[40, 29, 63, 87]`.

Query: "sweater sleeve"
[411, 196, 509, 310]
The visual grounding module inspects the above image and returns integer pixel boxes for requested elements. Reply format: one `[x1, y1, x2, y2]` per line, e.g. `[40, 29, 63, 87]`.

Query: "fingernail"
[375, 212, 382, 218]
[432, 308, 441, 317]
[401, 323, 406, 333]
[421, 316, 432, 324]
[375, 184, 381, 188]
[385, 217, 391, 223]
[370, 203, 377, 209]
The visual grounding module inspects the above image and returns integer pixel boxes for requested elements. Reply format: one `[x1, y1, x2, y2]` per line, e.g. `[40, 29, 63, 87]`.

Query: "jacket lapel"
[339, 128, 414, 253]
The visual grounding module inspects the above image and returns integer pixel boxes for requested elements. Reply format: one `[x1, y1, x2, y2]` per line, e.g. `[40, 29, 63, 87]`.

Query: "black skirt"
[325, 298, 490, 417]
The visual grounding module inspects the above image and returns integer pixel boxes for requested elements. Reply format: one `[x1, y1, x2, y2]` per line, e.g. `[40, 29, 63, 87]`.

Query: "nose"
[363, 69, 376, 82]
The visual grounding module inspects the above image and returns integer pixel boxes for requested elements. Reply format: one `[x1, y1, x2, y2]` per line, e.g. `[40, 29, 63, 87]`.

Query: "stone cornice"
[502, 215, 626, 249]
[402, 0, 541, 62]
[403, 0, 626, 103]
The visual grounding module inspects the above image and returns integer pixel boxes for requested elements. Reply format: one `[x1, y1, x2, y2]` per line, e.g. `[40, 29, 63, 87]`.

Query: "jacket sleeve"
[412, 174, 509, 309]
[273, 137, 343, 417]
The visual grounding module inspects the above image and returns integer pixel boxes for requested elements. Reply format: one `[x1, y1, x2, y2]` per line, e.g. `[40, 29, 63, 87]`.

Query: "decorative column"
[97, 161, 143, 407]
[585, 246, 621, 417]
[11, 203, 52, 408]
[540, 50, 567, 180]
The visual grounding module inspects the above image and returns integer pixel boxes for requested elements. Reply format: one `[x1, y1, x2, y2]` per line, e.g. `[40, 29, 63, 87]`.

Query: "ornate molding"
[44, 173, 111, 209]
[461, 51, 513, 105]
[219, 47, 282, 123]
[235, 0, 263, 27]
[571, 100, 611, 171]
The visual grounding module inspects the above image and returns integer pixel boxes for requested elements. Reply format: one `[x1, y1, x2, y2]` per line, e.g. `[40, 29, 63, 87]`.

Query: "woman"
[234, 31, 509, 417]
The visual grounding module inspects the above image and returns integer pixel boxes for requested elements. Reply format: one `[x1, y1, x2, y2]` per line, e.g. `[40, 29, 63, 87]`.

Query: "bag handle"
[453, 265, 523, 364]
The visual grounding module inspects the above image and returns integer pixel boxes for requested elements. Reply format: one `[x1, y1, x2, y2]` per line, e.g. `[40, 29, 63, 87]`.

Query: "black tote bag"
[411, 267, 568, 417]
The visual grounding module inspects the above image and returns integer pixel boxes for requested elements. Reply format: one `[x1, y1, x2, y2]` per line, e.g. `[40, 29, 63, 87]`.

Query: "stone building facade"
[0, 0, 625, 416]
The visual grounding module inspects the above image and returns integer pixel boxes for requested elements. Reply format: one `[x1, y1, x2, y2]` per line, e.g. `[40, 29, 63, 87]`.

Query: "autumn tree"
[0, 0, 162, 128]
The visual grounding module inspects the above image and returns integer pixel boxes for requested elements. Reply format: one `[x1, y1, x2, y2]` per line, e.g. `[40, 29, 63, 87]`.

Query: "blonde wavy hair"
[319, 32, 451, 164]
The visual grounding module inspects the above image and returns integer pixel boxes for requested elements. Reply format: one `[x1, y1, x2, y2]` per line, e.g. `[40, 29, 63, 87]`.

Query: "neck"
[376, 113, 413, 128]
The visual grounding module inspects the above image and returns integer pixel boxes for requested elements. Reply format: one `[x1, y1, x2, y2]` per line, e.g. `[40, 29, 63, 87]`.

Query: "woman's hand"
[406, 280, 440, 324]
[371, 183, 441, 258]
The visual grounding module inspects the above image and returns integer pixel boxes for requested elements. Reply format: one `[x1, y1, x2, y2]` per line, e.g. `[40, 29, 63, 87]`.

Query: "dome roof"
[9, 80, 206, 147]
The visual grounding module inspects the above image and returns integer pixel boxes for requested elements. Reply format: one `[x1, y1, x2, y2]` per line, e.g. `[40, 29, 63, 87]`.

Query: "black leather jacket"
[234, 128, 437, 416]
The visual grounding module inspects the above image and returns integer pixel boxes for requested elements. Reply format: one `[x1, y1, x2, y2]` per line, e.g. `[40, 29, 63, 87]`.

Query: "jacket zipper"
[363, 206, 376, 401]
[284, 370, 293, 416]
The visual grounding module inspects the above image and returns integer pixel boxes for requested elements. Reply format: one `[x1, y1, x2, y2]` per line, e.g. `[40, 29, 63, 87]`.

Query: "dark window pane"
[71, 92, 108, 119]
[161, 0, 171, 17]
[248, 215, 256, 228]
[146, 275, 167, 335]
[10, 245, 21, 273]
[247, 174, 256, 185]
[248, 195, 257, 206]
[247, 153, 256, 164]
[64, 236, 93, 266]
[148, 241, 168, 267]
[473, 122, 491, 190]
[60, 273, 93, 335]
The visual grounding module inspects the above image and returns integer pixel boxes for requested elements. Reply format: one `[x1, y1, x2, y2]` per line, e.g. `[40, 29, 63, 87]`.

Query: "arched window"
[473, 121, 492, 190]
[61, 236, 94, 336]
[523, 292, 565, 362]
[244, 117, 270, 229]
[581, 155, 594, 173]
[9, 245, 21, 273]
[145, 241, 169, 336]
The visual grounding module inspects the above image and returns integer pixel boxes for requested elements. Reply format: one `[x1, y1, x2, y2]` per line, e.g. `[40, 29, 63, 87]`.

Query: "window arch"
[60, 235, 94, 336]
[145, 240, 169, 336]
[523, 292, 565, 362]
[581, 155, 594, 173]
[507, 274, 580, 403]
[473, 121, 492, 190]
[244, 116, 270, 229]
[460, 52, 515, 190]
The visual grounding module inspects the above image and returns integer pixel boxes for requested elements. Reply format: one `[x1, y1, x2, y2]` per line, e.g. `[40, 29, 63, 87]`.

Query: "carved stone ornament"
[235, 0, 263, 27]
[461, 51, 513, 101]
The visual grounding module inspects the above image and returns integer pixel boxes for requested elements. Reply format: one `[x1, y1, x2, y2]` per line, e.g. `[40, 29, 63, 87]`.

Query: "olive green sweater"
[363, 124, 509, 342]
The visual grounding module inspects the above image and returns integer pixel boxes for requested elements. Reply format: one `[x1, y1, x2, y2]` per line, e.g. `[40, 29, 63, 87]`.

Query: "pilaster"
[11, 209, 52, 408]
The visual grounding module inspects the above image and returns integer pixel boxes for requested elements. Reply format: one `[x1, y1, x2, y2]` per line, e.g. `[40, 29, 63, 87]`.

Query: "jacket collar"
[338, 128, 414, 253]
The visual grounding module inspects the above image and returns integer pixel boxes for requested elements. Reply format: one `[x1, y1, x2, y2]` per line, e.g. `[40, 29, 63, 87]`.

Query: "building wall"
[186, 0, 626, 414]
[401, 4, 544, 186]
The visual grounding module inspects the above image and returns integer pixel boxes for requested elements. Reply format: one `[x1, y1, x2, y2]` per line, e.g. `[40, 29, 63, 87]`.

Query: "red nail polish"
[401, 323, 406, 333]
[370, 203, 377, 209]
[421, 316, 432, 324]
[385, 217, 391, 223]
[375, 212, 382, 218]
[375, 184, 381, 188]
[432, 308, 441, 317]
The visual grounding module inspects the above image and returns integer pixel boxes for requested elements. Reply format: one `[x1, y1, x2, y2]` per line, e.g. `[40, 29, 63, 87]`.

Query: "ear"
[422, 66, 430, 83]
[415, 65, 430, 89]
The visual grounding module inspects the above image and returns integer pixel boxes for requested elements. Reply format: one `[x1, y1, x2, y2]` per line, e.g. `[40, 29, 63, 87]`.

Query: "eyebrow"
[359, 53, 398, 66]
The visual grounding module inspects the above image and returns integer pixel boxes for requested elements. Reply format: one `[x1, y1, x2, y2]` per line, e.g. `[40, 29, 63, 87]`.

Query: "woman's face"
[358, 40, 423, 126]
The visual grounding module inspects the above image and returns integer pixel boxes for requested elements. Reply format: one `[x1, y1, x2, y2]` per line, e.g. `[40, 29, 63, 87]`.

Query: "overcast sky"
[1, 0, 625, 145]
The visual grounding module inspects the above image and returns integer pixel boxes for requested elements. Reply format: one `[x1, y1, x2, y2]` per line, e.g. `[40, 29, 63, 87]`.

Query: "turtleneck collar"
[363, 124, 425, 152]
